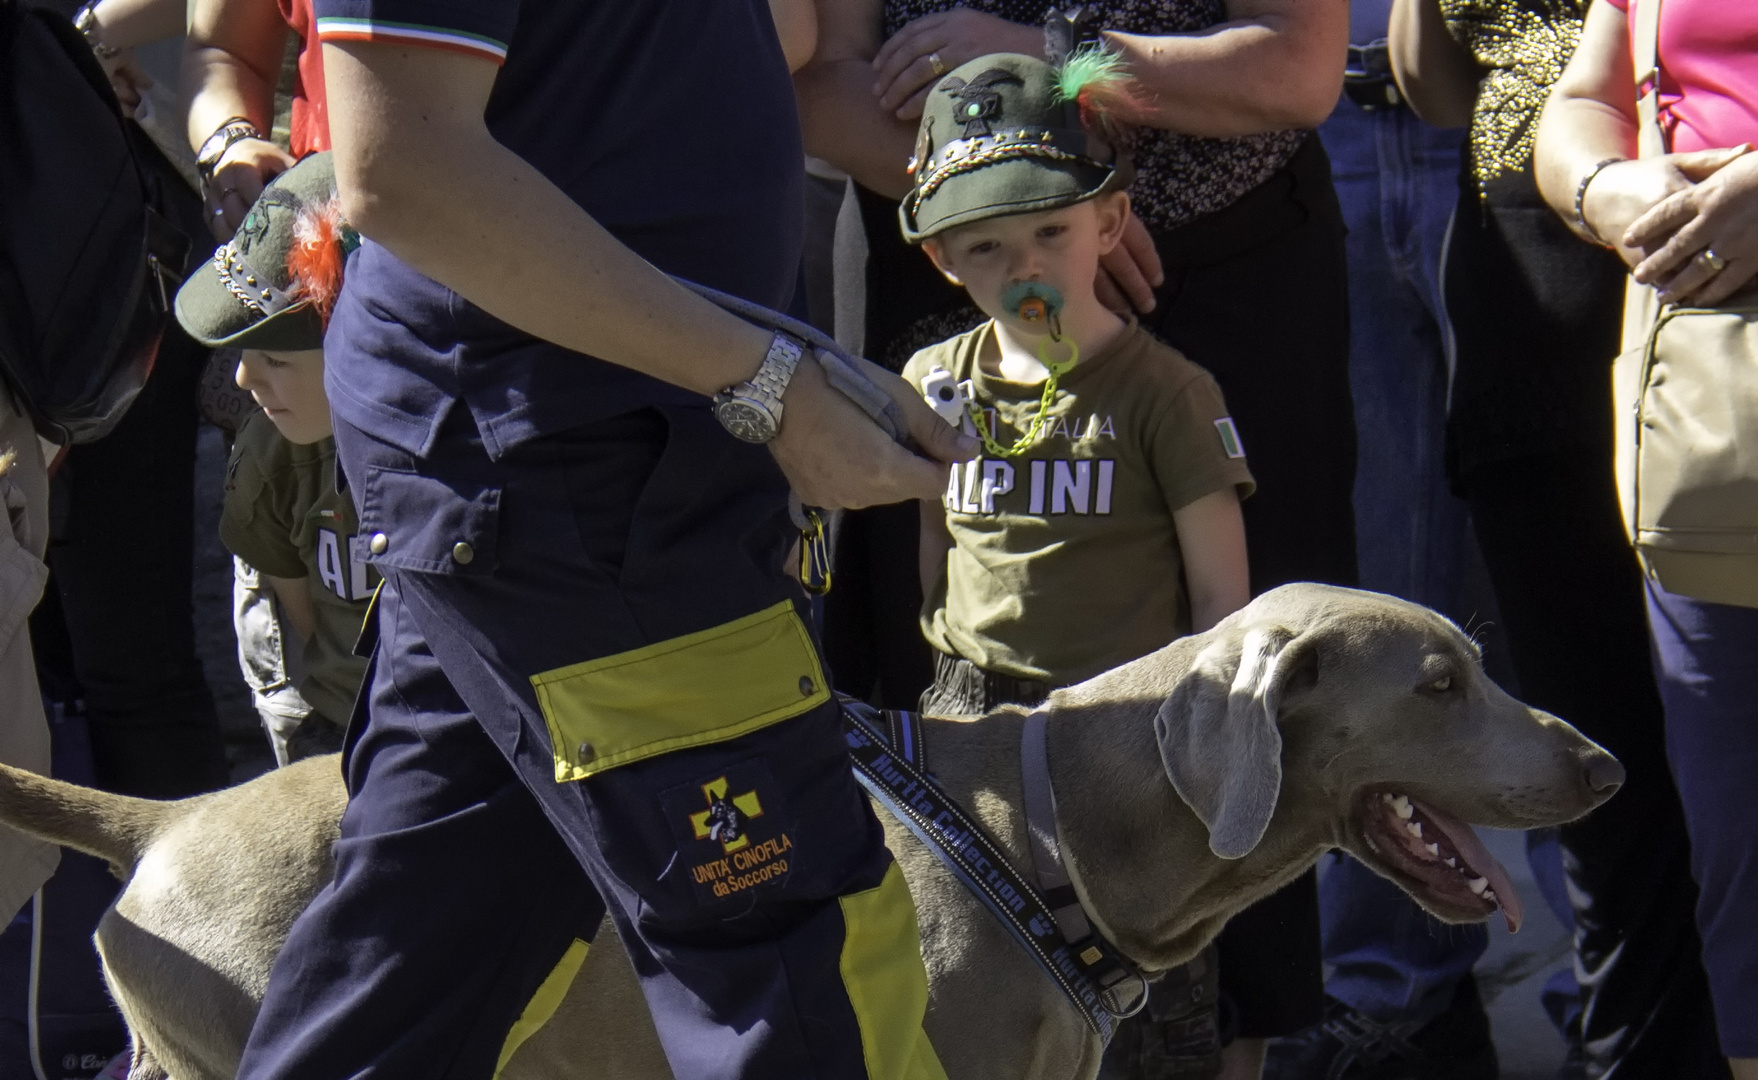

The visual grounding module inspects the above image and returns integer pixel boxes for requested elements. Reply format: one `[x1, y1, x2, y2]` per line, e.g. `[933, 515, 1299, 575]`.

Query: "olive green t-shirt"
[902, 321, 1255, 685]
[220, 412, 377, 728]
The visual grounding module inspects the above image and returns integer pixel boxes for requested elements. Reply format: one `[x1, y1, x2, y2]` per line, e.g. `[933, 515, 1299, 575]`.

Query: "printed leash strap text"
[840, 700, 1125, 1042]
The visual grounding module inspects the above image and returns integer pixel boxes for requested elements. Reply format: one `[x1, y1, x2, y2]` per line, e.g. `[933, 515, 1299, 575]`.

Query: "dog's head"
[1152, 583, 1620, 930]
[1056, 583, 1620, 952]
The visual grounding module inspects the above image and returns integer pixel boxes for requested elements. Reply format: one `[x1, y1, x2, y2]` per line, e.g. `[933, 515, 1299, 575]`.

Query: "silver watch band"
[747, 332, 804, 409]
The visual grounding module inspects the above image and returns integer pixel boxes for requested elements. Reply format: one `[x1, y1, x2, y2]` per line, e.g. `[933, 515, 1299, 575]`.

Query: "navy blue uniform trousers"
[237, 406, 943, 1080]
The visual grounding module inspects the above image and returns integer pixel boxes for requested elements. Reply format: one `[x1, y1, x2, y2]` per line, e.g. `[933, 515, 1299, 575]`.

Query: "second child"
[899, 51, 1256, 1079]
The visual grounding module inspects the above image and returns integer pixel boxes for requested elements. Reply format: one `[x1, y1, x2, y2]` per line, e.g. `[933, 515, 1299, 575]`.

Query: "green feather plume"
[1053, 44, 1132, 105]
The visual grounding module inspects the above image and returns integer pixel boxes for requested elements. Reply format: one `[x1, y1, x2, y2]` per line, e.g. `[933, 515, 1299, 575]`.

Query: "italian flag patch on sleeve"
[1214, 417, 1245, 459]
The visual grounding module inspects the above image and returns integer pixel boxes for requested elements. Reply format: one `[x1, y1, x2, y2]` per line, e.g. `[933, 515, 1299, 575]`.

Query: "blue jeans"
[1324, 94, 1465, 612]
[1316, 94, 1482, 1028]
[1646, 580, 1758, 1058]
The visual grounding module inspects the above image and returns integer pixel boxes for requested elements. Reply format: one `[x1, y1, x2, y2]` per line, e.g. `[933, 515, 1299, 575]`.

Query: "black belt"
[929, 651, 1052, 714]
[1344, 40, 1404, 112]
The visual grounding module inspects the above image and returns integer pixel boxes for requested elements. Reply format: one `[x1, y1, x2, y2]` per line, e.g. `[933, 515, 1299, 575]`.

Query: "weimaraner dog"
[0, 583, 1622, 1080]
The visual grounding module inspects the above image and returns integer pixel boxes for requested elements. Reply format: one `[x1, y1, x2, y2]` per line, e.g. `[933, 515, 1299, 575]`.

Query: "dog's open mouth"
[1353, 790, 1524, 933]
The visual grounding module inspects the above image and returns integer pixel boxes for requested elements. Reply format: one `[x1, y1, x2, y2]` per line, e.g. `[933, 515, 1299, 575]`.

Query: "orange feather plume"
[286, 198, 350, 327]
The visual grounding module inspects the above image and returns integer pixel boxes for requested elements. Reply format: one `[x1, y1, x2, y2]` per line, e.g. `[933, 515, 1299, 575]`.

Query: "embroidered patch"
[661, 760, 794, 905]
[1214, 417, 1246, 459]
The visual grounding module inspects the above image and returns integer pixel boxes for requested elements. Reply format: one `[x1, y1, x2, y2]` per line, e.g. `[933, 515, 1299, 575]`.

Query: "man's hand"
[1095, 209, 1163, 314]
[1626, 148, 1758, 305]
[770, 356, 977, 509]
[871, 8, 1042, 119]
[204, 138, 297, 241]
[99, 50, 153, 115]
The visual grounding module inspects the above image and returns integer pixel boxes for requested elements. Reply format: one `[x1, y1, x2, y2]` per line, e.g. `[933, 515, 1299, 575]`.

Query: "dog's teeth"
[1468, 876, 1489, 895]
[1482, 889, 1498, 903]
[1381, 792, 1395, 804]
[1392, 795, 1413, 819]
[1425, 843, 1440, 856]
[1405, 821, 1423, 839]
[1444, 857, 1457, 868]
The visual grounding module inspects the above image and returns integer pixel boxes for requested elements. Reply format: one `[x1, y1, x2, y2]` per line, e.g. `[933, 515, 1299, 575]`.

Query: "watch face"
[714, 398, 777, 443]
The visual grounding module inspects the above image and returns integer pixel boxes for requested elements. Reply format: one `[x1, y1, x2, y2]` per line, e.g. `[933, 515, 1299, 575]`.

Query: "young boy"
[899, 52, 1255, 1079]
[173, 153, 374, 765]
[901, 52, 1254, 714]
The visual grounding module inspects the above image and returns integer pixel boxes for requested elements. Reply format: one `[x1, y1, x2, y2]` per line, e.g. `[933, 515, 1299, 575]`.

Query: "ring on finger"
[1700, 248, 1729, 272]
[927, 51, 947, 77]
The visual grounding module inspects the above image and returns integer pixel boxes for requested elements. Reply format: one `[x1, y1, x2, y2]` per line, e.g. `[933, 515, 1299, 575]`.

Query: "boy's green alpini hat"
[899, 50, 1137, 243]
[175, 152, 356, 351]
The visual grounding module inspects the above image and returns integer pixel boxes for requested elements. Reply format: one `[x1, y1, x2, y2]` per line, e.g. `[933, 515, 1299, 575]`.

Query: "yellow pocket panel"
[838, 863, 949, 1080]
[532, 600, 829, 781]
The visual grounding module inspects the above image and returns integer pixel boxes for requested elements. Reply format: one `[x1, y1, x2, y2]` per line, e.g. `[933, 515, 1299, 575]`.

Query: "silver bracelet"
[71, 2, 121, 60]
[1574, 157, 1626, 247]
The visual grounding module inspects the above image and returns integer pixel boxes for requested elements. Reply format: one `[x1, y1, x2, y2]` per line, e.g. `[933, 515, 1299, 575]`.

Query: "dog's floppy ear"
[1155, 625, 1307, 859]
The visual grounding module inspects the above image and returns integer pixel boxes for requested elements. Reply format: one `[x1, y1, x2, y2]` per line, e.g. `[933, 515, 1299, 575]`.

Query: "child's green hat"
[899, 49, 1137, 244]
[174, 151, 357, 351]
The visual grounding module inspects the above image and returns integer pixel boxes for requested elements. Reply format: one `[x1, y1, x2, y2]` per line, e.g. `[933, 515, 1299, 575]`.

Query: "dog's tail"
[0, 762, 178, 872]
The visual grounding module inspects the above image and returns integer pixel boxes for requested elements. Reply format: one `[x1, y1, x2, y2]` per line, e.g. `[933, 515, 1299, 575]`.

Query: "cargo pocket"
[357, 465, 501, 575]
[531, 600, 829, 782]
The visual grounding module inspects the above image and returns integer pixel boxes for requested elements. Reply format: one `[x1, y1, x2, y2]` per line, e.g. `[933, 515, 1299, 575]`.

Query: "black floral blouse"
[882, 0, 1307, 232]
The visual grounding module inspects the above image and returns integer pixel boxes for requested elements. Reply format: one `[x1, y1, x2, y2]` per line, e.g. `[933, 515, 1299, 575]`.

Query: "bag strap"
[1633, 0, 1665, 160]
[1620, 0, 1666, 352]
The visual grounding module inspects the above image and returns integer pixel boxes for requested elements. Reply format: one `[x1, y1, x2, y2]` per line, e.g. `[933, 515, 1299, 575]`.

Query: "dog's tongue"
[1414, 799, 1525, 934]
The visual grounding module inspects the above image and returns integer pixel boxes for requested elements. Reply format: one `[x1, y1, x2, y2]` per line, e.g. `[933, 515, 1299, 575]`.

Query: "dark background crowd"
[2, 0, 1755, 1078]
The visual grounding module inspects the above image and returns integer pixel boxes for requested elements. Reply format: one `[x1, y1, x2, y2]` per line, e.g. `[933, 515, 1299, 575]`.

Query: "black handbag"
[0, 0, 196, 444]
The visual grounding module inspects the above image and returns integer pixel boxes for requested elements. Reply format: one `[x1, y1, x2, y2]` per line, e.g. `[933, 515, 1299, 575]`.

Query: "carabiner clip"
[798, 509, 833, 595]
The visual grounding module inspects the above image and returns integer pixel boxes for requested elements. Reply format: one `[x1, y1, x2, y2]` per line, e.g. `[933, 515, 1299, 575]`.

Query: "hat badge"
[942, 68, 1023, 138]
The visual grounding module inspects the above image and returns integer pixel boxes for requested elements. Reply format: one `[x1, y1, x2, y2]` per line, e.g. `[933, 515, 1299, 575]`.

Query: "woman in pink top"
[1536, 3, 1758, 1077]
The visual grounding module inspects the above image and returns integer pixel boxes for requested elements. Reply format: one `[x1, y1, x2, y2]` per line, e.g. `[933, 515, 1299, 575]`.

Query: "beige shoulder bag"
[1612, 0, 1758, 607]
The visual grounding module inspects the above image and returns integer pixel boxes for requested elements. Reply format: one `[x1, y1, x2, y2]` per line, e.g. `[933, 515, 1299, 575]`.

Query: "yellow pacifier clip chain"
[969, 306, 1080, 458]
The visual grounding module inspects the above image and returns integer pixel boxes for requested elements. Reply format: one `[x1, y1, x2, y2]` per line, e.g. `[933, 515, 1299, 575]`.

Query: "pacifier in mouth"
[1000, 282, 1065, 334]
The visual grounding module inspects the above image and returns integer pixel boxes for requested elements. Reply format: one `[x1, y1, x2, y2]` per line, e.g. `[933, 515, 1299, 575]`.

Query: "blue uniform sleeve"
[313, 0, 520, 64]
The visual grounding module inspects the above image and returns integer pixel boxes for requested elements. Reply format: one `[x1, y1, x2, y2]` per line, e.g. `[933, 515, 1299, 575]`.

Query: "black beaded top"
[1440, 0, 1590, 189]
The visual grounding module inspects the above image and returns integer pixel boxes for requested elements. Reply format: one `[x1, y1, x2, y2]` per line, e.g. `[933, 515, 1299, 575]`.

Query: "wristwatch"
[71, 2, 121, 59]
[713, 331, 805, 443]
[196, 118, 265, 178]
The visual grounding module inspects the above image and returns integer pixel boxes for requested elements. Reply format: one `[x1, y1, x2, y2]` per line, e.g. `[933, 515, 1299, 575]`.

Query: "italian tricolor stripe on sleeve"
[314, 18, 508, 62]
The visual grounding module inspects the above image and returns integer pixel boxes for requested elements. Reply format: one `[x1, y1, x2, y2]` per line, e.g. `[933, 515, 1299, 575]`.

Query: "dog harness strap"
[1020, 712, 1149, 1020]
[1021, 710, 1091, 942]
[839, 698, 1119, 1042]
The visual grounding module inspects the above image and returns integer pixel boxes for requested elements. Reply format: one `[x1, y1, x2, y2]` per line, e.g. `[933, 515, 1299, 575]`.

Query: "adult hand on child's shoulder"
[1095, 210, 1164, 315]
[770, 355, 978, 509]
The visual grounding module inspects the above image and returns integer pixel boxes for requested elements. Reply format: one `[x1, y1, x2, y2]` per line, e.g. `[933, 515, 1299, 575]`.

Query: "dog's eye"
[1428, 675, 1452, 693]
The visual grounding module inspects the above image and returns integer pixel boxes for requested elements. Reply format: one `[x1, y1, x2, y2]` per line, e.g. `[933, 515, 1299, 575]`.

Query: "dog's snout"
[1582, 750, 1625, 796]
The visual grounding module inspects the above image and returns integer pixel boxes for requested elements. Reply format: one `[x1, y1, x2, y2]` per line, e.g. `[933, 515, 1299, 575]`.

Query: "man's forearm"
[89, 0, 184, 51]
[326, 42, 772, 397]
[182, 0, 293, 150]
[183, 49, 277, 149]
[1106, 12, 1347, 136]
[796, 59, 915, 199]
